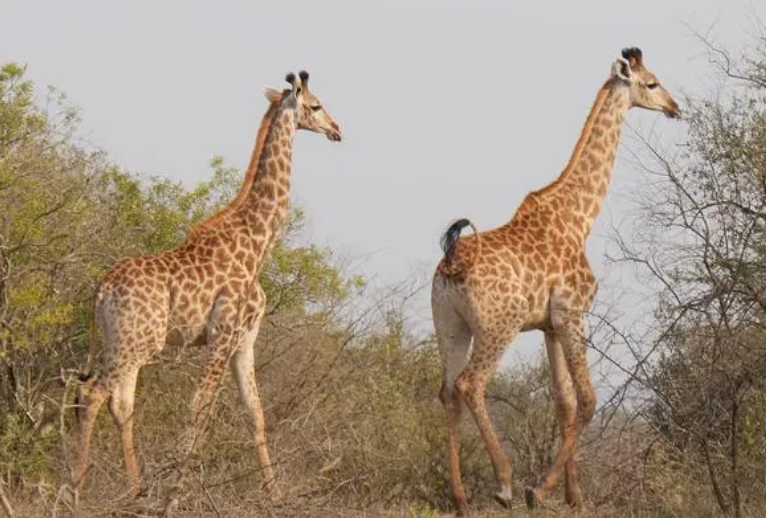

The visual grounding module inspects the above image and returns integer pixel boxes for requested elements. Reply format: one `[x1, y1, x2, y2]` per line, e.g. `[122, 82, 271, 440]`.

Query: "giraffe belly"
[522, 290, 552, 331]
[522, 308, 551, 331]
[165, 300, 212, 349]
[164, 283, 220, 348]
[165, 324, 207, 349]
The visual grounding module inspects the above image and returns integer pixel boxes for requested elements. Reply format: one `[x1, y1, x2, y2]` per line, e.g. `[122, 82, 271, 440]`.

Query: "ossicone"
[621, 47, 643, 65]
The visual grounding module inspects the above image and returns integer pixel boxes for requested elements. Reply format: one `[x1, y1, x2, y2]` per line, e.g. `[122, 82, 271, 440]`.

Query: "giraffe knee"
[454, 371, 481, 403]
[74, 379, 95, 424]
[77, 381, 108, 423]
[439, 381, 462, 412]
[439, 382, 451, 406]
[109, 383, 136, 426]
[556, 392, 578, 426]
[109, 396, 131, 426]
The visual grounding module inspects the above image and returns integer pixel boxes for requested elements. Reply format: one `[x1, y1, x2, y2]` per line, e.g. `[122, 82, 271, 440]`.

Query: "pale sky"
[2, 0, 760, 365]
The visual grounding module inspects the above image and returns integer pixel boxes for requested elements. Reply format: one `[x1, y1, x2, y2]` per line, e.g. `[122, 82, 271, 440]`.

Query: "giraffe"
[431, 47, 680, 514]
[73, 70, 341, 500]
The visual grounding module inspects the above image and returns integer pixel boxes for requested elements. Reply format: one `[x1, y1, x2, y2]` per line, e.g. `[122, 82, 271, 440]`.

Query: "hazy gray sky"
[2, 0, 760, 364]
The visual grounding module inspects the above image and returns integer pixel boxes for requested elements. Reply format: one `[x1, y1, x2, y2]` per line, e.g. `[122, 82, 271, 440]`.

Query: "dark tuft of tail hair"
[73, 315, 99, 424]
[439, 218, 479, 274]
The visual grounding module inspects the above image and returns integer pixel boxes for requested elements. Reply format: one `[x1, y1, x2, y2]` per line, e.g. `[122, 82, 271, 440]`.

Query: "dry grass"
[5, 330, 766, 517]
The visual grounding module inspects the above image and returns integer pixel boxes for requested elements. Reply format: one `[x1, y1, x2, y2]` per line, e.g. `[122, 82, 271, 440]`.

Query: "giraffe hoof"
[261, 478, 282, 502]
[565, 490, 584, 508]
[265, 488, 282, 503]
[455, 502, 470, 517]
[525, 487, 546, 509]
[492, 491, 513, 510]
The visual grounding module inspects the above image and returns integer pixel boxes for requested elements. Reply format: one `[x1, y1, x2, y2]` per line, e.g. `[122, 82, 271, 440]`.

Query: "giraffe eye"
[310, 105, 322, 112]
[647, 83, 659, 90]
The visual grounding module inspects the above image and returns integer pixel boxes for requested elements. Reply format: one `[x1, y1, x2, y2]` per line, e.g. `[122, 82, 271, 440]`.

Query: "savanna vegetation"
[2, 34, 766, 518]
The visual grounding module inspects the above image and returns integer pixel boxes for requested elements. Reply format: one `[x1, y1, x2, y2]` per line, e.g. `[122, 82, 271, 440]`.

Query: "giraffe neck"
[234, 99, 297, 249]
[190, 97, 283, 238]
[553, 79, 630, 238]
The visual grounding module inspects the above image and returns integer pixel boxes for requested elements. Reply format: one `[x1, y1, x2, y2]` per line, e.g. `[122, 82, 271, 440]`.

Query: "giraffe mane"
[188, 93, 284, 238]
[525, 77, 616, 203]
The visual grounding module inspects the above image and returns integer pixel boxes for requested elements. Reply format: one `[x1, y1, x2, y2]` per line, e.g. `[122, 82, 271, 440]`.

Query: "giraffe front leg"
[534, 332, 583, 508]
[73, 378, 109, 494]
[171, 297, 243, 488]
[180, 340, 237, 458]
[561, 319, 596, 502]
[163, 325, 239, 515]
[230, 303, 281, 501]
[527, 313, 594, 509]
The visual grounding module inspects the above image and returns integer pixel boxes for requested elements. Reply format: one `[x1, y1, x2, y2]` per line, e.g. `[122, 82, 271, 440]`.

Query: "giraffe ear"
[612, 58, 631, 82]
[263, 85, 282, 103]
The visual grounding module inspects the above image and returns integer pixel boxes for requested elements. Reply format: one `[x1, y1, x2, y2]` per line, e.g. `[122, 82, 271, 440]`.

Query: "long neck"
[189, 99, 282, 238]
[235, 101, 297, 241]
[554, 79, 630, 237]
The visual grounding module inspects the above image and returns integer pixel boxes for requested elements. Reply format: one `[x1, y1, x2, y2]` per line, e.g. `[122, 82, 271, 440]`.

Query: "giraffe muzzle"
[664, 109, 681, 119]
[663, 100, 682, 119]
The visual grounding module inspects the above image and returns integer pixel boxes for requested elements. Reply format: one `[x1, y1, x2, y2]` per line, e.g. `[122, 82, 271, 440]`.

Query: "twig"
[0, 479, 15, 518]
[200, 482, 221, 518]
[51, 484, 70, 518]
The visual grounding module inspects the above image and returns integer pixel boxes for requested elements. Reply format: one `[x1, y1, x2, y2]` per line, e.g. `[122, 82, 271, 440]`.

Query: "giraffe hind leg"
[433, 299, 472, 515]
[455, 310, 527, 510]
[76, 348, 155, 498]
[73, 377, 109, 493]
[108, 367, 141, 497]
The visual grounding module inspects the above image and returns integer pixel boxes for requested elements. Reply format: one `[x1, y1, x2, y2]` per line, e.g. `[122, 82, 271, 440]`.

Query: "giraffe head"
[263, 71, 342, 141]
[612, 47, 681, 119]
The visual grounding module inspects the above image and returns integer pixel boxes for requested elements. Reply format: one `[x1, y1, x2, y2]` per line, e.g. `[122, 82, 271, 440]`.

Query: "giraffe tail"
[79, 315, 99, 383]
[438, 218, 480, 276]
[74, 300, 100, 424]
